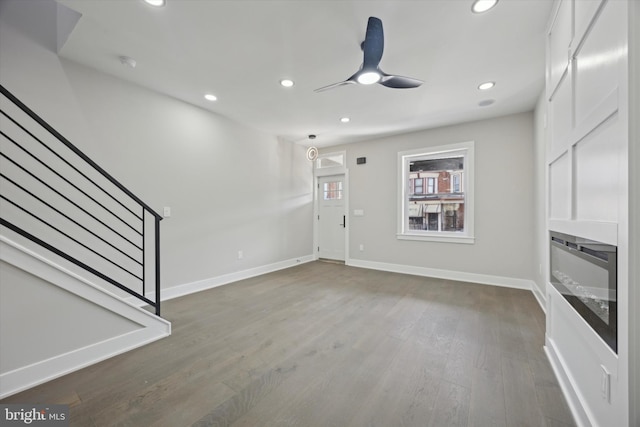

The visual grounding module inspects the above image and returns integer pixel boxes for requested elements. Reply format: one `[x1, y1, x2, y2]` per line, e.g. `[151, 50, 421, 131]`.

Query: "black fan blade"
[314, 79, 356, 93]
[362, 17, 384, 70]
[379, 74, 423, 89]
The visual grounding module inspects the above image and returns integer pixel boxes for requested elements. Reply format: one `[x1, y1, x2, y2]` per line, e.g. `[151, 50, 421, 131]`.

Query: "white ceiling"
[57, 0, 553, 148]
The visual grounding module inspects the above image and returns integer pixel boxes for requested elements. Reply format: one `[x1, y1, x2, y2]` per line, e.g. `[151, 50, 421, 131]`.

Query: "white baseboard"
[347, 258, 536, 291]
[128, 254, 316, 305]
[0, 236, 171, 399]
[544, 340, 590, 427]
[135, 256, 532, 307]
[531, 282, 547, 313]
[0, 327, 168, 399]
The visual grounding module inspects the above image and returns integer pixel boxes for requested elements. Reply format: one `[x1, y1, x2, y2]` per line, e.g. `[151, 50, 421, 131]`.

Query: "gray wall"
[0, 0, 314, 290]
[0, 260, 140, 373]
[324, 112, 535, 281]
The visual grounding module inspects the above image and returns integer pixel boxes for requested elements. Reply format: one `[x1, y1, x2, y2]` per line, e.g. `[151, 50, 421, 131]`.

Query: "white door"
[317, 175, 346, 261]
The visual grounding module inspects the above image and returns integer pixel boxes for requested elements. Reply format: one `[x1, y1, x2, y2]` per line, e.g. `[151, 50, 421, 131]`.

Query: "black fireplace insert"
[550, 231, 617, 353]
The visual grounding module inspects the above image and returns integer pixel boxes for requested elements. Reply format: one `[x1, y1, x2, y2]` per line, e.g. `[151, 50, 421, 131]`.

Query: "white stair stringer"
[0, 236, 171, 399]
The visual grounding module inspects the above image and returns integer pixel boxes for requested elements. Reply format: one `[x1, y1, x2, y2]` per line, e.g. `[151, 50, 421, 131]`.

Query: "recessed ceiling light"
[340, 117, 350, 123]
[478, 81, 495, 90]
[478, 99, 495, 107]
[280, 79, 294, 88]
[471, 0, 498, 13]
[144, 0, 165, 7]
[204, 94, 217, 101]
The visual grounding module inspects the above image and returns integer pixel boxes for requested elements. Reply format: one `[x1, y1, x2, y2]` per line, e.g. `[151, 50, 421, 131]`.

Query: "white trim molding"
[545, 341, 590, 427]
[531, 283, 547, 314]
[130, 254, 316, 305]
[397, 141, 475, 244]
[0, 328, 166, 400]
[0, 236, 171, 399]
[347, 258, 535, 291]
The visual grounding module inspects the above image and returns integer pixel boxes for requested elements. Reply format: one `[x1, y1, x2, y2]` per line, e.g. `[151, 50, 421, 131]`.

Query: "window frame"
[397, 141, 475, 244]
[315, 151, 345, 171]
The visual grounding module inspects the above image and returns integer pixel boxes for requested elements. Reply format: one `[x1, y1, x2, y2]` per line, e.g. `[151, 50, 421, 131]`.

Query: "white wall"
[0, 0, 314, 293]
[533, 92, 548, 307]
[322, 112, 535, 285]
[58, 61, 314, 289]
[628, 1, 639, 425]
[543, 0, 631, 425]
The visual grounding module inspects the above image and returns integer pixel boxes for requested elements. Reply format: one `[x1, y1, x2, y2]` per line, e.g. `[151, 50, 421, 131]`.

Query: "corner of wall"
[627, 1, 640, 425]
[144, 254, 316, 303]
[533, 90, 549, 308]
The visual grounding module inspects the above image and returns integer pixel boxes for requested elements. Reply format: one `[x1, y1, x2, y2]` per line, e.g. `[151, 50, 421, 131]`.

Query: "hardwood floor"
[2, 261, 575, 426]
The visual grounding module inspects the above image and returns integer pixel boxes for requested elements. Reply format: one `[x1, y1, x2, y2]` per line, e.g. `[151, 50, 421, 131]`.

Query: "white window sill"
[396, 233, 475, 244]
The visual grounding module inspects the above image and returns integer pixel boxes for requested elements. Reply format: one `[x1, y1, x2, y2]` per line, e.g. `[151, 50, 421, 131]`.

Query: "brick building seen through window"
[407, 158, 464, 232]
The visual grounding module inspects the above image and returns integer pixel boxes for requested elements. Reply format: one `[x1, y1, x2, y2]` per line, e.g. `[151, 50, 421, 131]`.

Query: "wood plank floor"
[2, 261, 575, 426]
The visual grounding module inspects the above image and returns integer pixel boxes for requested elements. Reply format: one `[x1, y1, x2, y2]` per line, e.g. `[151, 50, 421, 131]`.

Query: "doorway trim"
[313, 151, 349, 264]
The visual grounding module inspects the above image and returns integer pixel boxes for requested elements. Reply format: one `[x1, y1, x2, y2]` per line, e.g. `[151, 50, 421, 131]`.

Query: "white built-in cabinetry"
[544, 0, 630, 426]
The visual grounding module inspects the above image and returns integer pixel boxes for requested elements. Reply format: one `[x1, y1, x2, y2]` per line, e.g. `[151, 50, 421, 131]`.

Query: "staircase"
[0, 85, 171, 398]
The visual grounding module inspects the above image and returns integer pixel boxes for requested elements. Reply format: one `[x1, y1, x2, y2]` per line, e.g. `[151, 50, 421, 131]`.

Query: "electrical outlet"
[359, 244, 364, 251]
[238, 250, 243, 260]
[163, 207, 171, 218]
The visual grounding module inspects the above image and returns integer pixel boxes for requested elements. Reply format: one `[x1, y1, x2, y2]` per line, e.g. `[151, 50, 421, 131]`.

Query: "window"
[397, 141, 474, 244]
[316, 153, 344, 169]
[426, 177, 436, 194]
[452, 174, 461, 193]
[323, 181, 343, 200]
[414, 178, 424, 194]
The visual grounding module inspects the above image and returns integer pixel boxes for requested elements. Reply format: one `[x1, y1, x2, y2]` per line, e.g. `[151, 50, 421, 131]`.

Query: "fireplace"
[550, 231, 617, 353]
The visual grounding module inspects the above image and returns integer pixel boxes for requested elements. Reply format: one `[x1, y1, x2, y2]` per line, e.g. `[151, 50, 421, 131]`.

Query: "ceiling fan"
[315, 16, 423, 92]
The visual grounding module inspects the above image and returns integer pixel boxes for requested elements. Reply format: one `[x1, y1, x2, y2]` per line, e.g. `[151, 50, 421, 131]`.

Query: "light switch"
[163, 207, 171, 218]
[353, 209, 364, 216]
